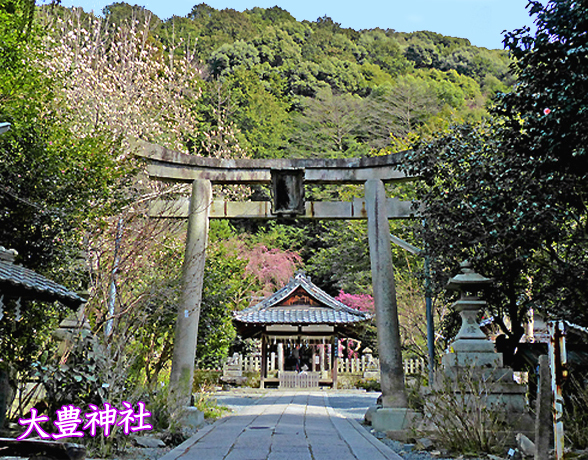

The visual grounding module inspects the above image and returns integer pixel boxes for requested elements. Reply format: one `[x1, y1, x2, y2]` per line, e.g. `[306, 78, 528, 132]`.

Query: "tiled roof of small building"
[234, 272, 369, 325]
[0, 248, 85, 309]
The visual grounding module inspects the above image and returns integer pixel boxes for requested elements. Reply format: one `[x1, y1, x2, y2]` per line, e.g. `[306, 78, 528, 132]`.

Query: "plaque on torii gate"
[133, 139, 418, 409]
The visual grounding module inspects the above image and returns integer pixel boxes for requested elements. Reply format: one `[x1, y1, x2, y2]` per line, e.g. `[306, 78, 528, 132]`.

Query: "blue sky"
[57, 0, 538, 50]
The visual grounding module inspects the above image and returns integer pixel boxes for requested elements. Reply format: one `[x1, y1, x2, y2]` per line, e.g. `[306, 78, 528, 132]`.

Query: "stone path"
[159, 391, 402, 460]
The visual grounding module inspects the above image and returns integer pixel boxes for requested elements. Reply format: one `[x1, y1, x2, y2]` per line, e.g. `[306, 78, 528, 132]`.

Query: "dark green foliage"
[151, 1, 509, 131]
[225, 69, 292, 159]
[102, 1, 159, 28]
[405, 0, 588, 358]
[498, 0, 588, 178]
[0, 298, 64, 417]
[0, 0, 35, 40]
[493, 0, 588, 325]
[196, 226, 262, 368]
[358, 29, 411, 76]
[404, 124, 532, 357]
[306, 221, 373, 295]
[209, 41, 260, 77]
[35, 330, 109, 415]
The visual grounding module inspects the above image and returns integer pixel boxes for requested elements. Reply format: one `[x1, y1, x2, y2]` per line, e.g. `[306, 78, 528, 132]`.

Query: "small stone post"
[365, 179, 407, 408]
[535, 354, 551, 460]
[169, 179, 211, 405]
[332, 336, 339, 388]
[260, 334, 267, 388]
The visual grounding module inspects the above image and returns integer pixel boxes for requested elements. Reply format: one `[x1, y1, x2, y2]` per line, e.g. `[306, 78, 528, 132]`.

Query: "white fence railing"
[223, 353, 426, 378]
[278, 371, 321, 389]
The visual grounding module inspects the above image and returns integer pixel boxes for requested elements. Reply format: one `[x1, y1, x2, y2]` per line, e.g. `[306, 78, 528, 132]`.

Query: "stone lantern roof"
[447, 260, 492, 294]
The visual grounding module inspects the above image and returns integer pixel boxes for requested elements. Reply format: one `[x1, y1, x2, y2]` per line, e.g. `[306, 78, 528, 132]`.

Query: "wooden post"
[169, 179, 211, 405]
[260, 334, 267, 389]
[549, 321, 567, 460]
[332, 337, 338, 389]
[365, 179, 407, 408]
[277, 342, 284, 372]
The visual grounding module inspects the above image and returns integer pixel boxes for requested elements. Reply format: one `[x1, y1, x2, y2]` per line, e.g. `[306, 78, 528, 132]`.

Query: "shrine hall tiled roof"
[0, 247, 85, 309]
[234, 272, 370, 325]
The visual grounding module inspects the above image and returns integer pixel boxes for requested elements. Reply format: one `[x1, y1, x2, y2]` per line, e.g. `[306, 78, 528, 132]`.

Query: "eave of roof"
[0, 259, 86, 309]
[234, 272, 370, 325]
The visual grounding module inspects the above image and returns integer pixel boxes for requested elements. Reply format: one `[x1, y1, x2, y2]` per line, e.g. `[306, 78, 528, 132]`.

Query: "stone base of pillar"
[371, 407, 420, 432]
[180, 407, 205, 432]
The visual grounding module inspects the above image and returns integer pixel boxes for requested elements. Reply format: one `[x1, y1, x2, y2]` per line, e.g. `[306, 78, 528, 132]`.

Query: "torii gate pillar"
[366, 179, 407, 408]
[169, 179, 211, 404]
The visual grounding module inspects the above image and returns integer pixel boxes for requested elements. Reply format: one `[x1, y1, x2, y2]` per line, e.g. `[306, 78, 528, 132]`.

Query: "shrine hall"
[233, 272, 371, 388]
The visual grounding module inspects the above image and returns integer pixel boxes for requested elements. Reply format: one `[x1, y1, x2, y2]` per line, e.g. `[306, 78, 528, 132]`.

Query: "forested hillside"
[40, 2, 512, 160]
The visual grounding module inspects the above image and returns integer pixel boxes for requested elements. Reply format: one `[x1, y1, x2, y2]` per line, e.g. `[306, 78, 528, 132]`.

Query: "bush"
[193, 388, 229, 420]
[421, 366, 511, 455]
[34, 330, 109, 416]
[193, 370, 222, 391]
[564, 375, 588, 449]
[356, 378, 380, 392]
[242, 371, 260, 388]
[336, 374, 362, 389]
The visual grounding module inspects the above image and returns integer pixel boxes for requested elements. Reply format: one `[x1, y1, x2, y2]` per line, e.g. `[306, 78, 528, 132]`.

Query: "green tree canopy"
[405, 0, 588, 364]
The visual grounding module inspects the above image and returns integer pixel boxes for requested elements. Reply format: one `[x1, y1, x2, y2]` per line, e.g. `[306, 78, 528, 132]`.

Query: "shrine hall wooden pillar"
[260, 334, 267, 389]
[277, 342, 284, 372]
[331, 336, 338, 389]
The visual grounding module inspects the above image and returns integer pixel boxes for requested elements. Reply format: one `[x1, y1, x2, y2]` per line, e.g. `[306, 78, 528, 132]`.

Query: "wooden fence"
[223, 353, 427, 378]
[278, 371, 321, 389]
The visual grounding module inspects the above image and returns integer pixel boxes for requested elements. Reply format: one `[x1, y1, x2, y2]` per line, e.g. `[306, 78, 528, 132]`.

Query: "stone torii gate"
[133, 139, 417, 410]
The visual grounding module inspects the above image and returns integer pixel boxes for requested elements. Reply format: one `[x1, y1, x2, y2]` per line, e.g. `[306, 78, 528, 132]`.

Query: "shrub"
[242, 371, 260, 388]
[356, 378, 380, 392]
[193, 370, 222, 391]
[193, 386, 229, 420]
[564, 375, 588, 449]
[421, 366, 511, 455]
[336, 374, 362, 389]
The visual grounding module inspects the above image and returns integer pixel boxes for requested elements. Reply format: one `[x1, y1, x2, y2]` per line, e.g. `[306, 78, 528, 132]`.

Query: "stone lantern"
[442, 261, 502, 368]
[435, 261, 534, 437]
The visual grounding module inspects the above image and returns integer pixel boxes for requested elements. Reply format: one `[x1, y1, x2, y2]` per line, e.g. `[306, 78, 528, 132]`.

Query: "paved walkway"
[159, 391, 402, 460]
